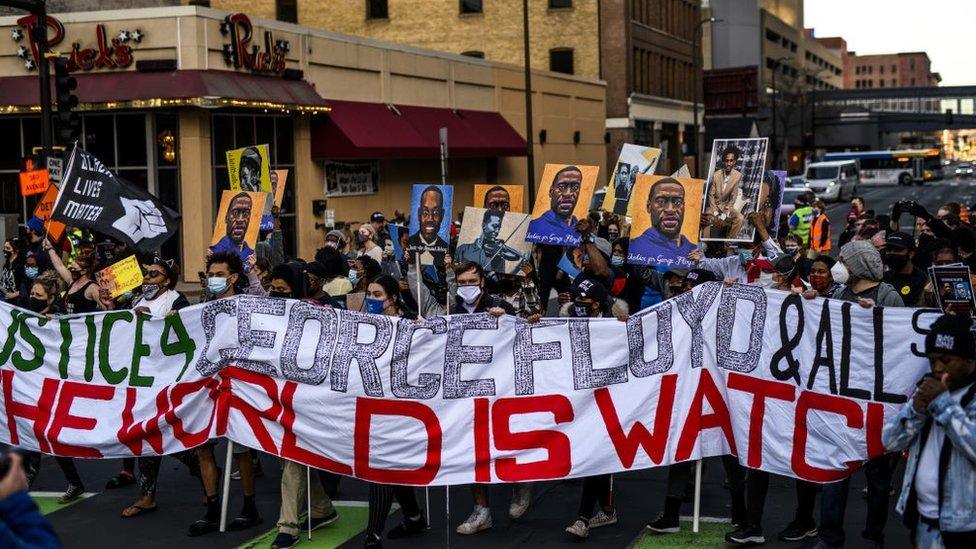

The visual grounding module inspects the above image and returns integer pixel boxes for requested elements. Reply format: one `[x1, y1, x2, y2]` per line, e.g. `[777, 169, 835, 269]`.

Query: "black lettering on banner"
[872, 307, 907, 404]
[513, 319, 565, 396]
[443, 314, 498, 399]
[569, 318, 628, 389]
[627, 306, 673, 377]
[769, 293, 803, 384]
[195, 298, 237, 376]
[910, 309, 941, 358]
[233, 296, 287, 376]
[390, 317, 447, 399]
[806, 299, 837, 394]
[330, 311, 393, 397]
[673, 282, 720, 369]
[279, 301, 339, 385]
[839, 301, 870, 400]
[715, 285, 766, 373]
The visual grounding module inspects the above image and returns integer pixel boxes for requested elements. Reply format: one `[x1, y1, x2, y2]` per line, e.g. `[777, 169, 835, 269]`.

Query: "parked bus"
[823, 149, 944, 186]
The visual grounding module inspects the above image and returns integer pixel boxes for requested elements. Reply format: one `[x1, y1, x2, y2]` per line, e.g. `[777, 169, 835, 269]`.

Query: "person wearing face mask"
[808, 199, 832, 258]
[882, 231, 927, 307]
[496, 262, 542, 319]
[882, 314, 976, 549]
[769, 254, 803, 292]
[43, 240, 103, 313]
[356, 223, 384, 263]
[787, 194, 814, 247]
[781, 234, 813, 279]
[1, 237, 24, 304]
[805, 255, 840, 298]
[691, 212, 784, 285]
[317, 229, 350, 264]
[607, 238, 650, 312]
[16, 253, 41, 309]
[319, 247, 354, 307]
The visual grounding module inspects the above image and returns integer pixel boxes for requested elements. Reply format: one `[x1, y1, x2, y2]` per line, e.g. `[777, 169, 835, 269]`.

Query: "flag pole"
[219, 442, 234, 532]
[692, 459, 702, 533]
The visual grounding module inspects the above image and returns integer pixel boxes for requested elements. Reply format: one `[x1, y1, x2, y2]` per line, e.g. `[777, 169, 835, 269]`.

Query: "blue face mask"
[348, 269, 359, 287]
[24, 266, 38, 279]
[365, 297, 386, 314]
[611, 255, 625, 267]
[206, 276, 229, 297]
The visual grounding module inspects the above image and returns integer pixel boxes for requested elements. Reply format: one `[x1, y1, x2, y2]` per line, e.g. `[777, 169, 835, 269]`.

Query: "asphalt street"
[32, 176, 976, 549]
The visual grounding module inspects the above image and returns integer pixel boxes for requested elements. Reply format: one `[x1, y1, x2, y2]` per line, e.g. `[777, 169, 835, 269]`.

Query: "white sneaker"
[565, 519, 589, 539]
[456, 506, 492, 535]
[589, 508, 617, 529]
[509, 484, 532, 519]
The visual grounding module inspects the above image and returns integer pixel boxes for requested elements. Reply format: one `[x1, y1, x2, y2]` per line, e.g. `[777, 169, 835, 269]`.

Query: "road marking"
[30, 491, 96, 499]
[678, 515, 730, 523]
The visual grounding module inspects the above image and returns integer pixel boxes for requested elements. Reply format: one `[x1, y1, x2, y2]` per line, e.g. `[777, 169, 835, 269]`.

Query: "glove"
[908, 202, 931, 220]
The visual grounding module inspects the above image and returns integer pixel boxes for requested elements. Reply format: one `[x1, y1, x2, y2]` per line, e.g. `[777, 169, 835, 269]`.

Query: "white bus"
[823, 149, 944, 186]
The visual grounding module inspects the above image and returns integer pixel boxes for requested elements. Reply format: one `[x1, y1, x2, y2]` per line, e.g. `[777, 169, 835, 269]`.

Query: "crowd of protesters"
[1, 181, 975, 549]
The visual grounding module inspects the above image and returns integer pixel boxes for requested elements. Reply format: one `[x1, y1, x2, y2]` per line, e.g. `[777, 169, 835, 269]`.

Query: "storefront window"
[211, 114, 297, 257]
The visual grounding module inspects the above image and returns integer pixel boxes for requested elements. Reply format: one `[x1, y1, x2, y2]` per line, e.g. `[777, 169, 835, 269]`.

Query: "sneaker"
[509, 484, 532, 519]
[364, 533, 382, 548]
[58, 484, 84, 504]
[646, 513, 680, 534]
[387, 514, 429, 539]
[726, 525, 766, 546]
[310, 509, 339, 530]
[230, 469, 241, 480]
[778, 520, 818, 542]
[228, 511, 262, 531]
[271, 532, 299, 549]
[187, 518, 217, 537]
[589, 508, 617, 529]
[456, 506, 493, 535]
[565, 519, 589, 539]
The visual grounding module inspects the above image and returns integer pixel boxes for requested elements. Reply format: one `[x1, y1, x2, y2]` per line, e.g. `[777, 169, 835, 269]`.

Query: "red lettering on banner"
[2, 370, 57, 453]
[791, 391, 863, 481]
[117, 387, 167, 455]
[354, 397, 441, 484]
[165, 378, 218, 449]
[213, 367, 282, 454]
[47, 380, 114, 458]
[492, 395, 574, 481]
[866, 402, 886, 459]
[473, 398, 491, 482]
[675, 369, 737, 461]
[279, 381, 352, 475]
[595, 375, 677, 468]
[727, 373, 796, 468]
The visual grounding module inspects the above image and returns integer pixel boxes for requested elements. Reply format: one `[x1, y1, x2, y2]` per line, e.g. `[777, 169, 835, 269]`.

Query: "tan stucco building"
[0, 5, 606, 280]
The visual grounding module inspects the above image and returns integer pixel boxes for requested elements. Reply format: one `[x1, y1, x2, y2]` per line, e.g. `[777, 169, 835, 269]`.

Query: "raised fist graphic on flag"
[112, 197, 168, 241]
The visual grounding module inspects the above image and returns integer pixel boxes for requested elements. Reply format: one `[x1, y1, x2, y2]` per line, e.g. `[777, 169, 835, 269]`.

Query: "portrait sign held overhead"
[455, 206, 532, 275]
[626, 175, 704, 270]
[408, 184, 454, 266]
[525, 164, 599, 247]
[602, 144, 661, 215]
[700, 138, 769, 242]
[226, 144, 272, 193]
[210, 190, 268, 264]
[759, 170, 787, 237]
[473, 184, 524, 213]
[260, 169, 289, 232]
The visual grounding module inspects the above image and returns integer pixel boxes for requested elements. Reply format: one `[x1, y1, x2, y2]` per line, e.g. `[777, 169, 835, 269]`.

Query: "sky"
[804, 0, 974, 86]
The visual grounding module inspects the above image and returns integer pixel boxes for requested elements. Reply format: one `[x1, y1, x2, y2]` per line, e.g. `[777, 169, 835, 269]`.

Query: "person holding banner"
[362, 275, 430, 548]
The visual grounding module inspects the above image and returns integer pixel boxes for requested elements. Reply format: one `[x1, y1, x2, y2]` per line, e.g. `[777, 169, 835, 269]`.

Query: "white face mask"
[457, 285, 482, 305]
[831, 262, 850, 285]
[756, 271, 775, 288]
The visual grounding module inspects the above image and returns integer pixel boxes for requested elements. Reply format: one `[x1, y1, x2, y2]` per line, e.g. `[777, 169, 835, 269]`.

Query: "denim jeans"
[818, 455, 893, 546]
[916, 521, 945, 549]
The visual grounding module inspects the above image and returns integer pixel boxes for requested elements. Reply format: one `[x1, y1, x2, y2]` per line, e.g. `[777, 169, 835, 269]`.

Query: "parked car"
[955, 162, 974, 178]
[803, 160, 859, 202]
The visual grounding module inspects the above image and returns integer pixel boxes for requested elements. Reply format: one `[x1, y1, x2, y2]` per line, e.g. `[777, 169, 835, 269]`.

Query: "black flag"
[52, 146, 180, 253]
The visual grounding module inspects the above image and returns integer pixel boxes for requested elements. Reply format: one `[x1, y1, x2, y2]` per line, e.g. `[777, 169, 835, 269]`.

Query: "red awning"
[311, 99, 527, 159]
[0, 69, 329, 112]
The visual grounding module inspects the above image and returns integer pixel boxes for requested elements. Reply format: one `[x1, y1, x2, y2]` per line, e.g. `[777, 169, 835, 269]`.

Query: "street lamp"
[692, 17, 721, 178]
[770, 56, 793, 170]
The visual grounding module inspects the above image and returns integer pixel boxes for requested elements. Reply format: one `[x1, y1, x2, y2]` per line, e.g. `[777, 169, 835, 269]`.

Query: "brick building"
[847, 51, 941, 90]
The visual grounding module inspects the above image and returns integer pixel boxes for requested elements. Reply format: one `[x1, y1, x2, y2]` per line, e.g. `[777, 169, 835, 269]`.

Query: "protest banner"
[325, 161, 379, 197]
[0, 286, 935, 486]
[627, 175, 704, 270]
[94, 255, 143, 298]
[929, 264, 976, 315]
[210, 190, 267, 264]
[456, 206, 532, 274]
[701, 138, 769, 242]
[52, 147, 180, 253]
[473, 184, 524, 213]
[33, 185, 66, 243]
[259, 169, 289, 232]
[526, 164, 599, 247]
[226, 144, 272, 193]
[408, 184, 453, 267]
[603, 145, 662, 215]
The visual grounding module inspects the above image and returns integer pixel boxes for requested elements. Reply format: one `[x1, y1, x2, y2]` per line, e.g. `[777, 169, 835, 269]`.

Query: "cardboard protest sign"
[95, 255, 143, 298]
[260, 169, 289, 232]
[627, 175, 704, 270]
[210, 190, 267, 263]
[226, 144, 272, 193]
[700, 138, 769, 242]
[473, 184, 525, 213]
[603, 145, 661, 215]
[526, 164, 599, 247]
[455, 207, 532, 274]
[407, 184, 453, 267]
[33, 185, 66, 243]
[930, 265, 976, 315]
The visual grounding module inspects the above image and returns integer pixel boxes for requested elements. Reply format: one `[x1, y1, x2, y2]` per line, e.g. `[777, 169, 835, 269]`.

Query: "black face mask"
[28, 297, 48, 313]
[570, 301, 594, 318]
[884, 254, 909, 271]
[269, 291, 292, 299]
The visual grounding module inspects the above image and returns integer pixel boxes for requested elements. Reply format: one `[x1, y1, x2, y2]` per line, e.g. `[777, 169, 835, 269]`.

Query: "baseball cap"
[571, 277, 609, 303]
[370, 211, 385, 223]
[26, 216, 44, 233]
[925, 314, 976, 360]
[886, 231, 915, 250]
[684, 269, 717, 286]
[772, 254, 796, 274]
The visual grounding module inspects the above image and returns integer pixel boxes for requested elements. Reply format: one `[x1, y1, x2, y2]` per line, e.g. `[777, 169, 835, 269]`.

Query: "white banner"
[324, 160, 379, 197]
[0, 285, 936, 485]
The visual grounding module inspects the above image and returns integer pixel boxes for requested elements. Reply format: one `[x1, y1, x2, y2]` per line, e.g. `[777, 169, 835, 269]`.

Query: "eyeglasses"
[144, 270, 166, 279]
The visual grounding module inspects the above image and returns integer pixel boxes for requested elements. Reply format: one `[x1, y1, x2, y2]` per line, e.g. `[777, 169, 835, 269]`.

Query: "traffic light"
[54, 57, 80, 144]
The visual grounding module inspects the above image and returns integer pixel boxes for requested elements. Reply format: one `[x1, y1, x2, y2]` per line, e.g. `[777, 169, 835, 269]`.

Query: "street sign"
[19, 168, 49, 196]
[47, 156, 63, 183]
